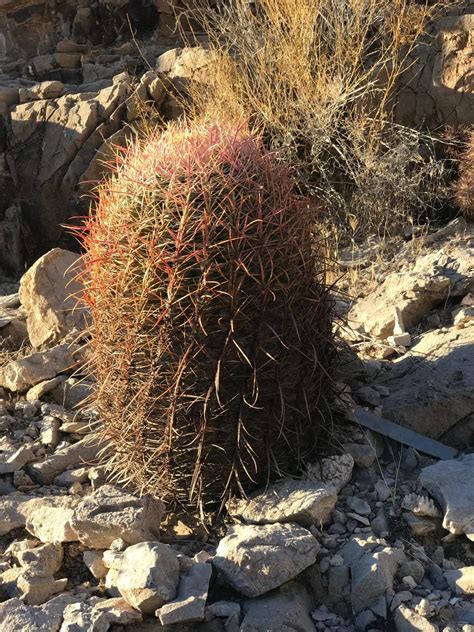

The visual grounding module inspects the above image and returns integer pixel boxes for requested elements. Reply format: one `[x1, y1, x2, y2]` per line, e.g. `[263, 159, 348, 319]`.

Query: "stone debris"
[402, 493, 441, 518]
[213, 523, 319, 597]
[228, 479, 337, 527]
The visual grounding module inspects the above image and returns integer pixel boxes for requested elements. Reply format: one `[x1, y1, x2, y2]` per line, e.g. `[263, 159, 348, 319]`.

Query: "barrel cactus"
[81, 121, 334, 513]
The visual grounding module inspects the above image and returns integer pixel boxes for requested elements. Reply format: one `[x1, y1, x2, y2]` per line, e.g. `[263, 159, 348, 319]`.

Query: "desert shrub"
[186, 0, 452, 244]
[80, 121, 334, 514]
[453, 128, 474, 215]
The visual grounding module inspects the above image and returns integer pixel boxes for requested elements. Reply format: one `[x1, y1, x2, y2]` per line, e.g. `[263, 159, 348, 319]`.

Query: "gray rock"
[157, 562, 212, 624]
[378, 327, 474, 441]
[420, 454, 474, 540]
[15, 542, 63, 576]
[61, 597, 142, 631]
[213, 523, 319, 597]
[342, 443, 376, 468]
[70, 484, 164, 548]
[0, 445, 35, 474]
[355, 386, 381, 407]
[306, 454, 354, 493]
[228, 479, 337, 527]
[115, 541, 180, 613]
[24, 496, 80, 543]
[394, 604, 438, 632]
[351, 547, 406, 613]
[347, 497, 371, 516]
[240, 582, 315, 632]
[0, 594, 79, 632]
[206, 601, 241, 620]
[399, 560, 425, 585]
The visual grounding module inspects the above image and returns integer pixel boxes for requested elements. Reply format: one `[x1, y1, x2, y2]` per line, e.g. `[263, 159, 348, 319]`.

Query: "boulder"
[377, 327, 474, 442]
[420, 454, 474, 541]
[349, 243, 473, 339]
[157, 562, 212, 625]
[70, 484, 164, 548]
[213, 523, 319, 597]
[114, 541, 180, 613]
[0, 344, 78, 393]
[228, 479, 336, 527]
[19, 248, 87, 348]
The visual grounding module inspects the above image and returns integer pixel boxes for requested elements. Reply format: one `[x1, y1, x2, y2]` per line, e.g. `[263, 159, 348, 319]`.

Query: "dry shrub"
[186, 0, 452, 244]
[80, 120, 334, 514]
[453, 128, 474, 215]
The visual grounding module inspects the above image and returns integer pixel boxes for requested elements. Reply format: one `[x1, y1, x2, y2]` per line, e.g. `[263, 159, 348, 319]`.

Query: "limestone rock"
[16, 542, 63, 576]
[394, 604, 438, 632]
[420, 454, 474, 540]
[306, 453, 354, 492]
[240, 582, 315, 632]
[83, 550, 108, 580]
[19, 248, 88, 348]
[351, 547, 406, 614]
[114, 541, 180, 613]
[228, 479, 336, 527]
[445, 567, 474, 595]
[0, 494, 35, 536]
[349, 243, 473, 339]
[0, 594, 80, 632]
[0, 344, 78, 393]
[402, 494, 440, 518]
[26, 376, 67, 402]
[213, 523, 319, 597]
[28, 436, 103, 485]
[70, 484, 164, 548]
[60, 597, 142, 631]
[157, 562, 212, 625]
[0, 445, 35, 474]
[378, 326, 474, 442]
[24, 496, 80, 543]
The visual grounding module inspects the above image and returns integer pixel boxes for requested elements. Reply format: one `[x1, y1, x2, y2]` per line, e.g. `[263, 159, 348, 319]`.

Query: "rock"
[26, 376, 67, 402]
[60, 597, 143, 632]
[355, 385, 381, 407]
[0, 445, 35, 474]
[394, 604, 438, 632]
[399, 560, 425, 585]
[346, 497, 371, 516]
[351, 547, 406, 613]
[13, 570, 67, 605]
[114, 541, 179, 613]
[51, 377, 94, 410]
[402, 494, 440, 518]
[388, 332, 412, 347]
[28, 436, 102, 485]
[375, 480, 391, 502]
[213, 523, 319, 597]
[403, 513, 437, 537]
[16, 542, 63, 576]
[70, 484, 164, 548]
[378, 327, 474, 442]
[206, 601, 241, 620]
[0, 344, 78, 393]
[228, 479, 336, 527]
[306, 453, 354, 492]
[240, 582, 315, 632]
[19, 248, 88, 348]
[83, 550, 108, 580]
[0, 594, 80, 632]
[54, 466, 90, 487]
[342, 443, 376, 468]
[349, 242, 473, 339]
[0, 494, 35, 536]
[39, 416, 61, 448]
[420, 454, 474, 540]
[24, 496, 80, 543]
[445, 567, 474, 595]
[157, 562, 212, 624]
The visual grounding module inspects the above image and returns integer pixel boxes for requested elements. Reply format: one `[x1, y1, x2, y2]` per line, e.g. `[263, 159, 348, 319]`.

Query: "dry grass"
[185, 0, 452, 245]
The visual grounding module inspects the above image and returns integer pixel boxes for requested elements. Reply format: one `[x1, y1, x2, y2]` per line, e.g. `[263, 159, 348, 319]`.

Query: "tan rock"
[19, 248, 88, 348]
[0, 343, 78, 393]
[23, 496, 80, 543]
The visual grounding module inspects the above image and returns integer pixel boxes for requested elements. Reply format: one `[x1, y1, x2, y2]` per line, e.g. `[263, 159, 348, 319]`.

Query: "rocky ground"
[0, 219, 473, 631]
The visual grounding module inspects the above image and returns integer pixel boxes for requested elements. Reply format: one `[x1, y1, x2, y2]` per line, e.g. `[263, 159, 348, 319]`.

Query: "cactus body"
[81, 122, 333, 511]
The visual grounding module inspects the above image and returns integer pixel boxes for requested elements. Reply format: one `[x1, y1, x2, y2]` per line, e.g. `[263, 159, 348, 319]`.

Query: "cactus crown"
[81, 121, 333, 514]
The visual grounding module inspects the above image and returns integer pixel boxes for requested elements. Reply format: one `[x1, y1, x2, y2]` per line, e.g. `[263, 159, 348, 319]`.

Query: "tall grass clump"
[80, 121, 334, 514]
[186, 0, 452, 244]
